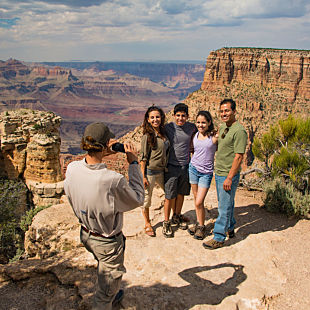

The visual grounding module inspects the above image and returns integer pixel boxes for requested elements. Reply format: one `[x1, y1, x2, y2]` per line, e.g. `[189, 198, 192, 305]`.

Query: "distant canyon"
[0, 59, 205, 154]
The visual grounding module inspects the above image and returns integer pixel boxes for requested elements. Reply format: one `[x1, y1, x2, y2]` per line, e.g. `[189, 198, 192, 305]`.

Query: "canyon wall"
[184, 48, 310, 164]
[0, 109, 64, 205]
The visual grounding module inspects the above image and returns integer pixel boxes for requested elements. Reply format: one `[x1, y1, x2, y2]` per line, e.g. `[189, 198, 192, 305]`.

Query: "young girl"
[188, 111, 218, 240]
[140, 106, 169, 237]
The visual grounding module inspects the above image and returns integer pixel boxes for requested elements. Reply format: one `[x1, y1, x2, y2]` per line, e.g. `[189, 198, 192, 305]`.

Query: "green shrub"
[0, 179, 51, 263]
[263, 178, 310, 217]
[0, 179, 27, 263]
[20, 205, 50, 232]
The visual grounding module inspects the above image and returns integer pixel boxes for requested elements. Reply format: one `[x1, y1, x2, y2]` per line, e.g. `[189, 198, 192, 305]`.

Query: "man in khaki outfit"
[64, 123, 144, 309]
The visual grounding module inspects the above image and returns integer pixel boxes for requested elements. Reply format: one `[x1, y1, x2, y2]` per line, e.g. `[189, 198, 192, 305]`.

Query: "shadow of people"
[183, 200, 298, 247]
[121, 263, 246, 309]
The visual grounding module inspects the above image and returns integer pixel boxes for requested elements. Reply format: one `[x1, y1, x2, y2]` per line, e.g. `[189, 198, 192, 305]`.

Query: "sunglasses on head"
[221, 127, 229, 139]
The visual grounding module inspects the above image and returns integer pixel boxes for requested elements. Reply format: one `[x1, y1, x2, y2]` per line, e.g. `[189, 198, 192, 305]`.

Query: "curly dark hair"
[80, 136, 105, 153]
[196, 110, 215, 134]
[142, 106, 166, 149]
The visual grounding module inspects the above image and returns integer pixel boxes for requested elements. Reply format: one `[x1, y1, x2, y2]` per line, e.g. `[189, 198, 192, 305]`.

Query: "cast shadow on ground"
[183, 202, 298, 246]
[121, 262, 246, 309]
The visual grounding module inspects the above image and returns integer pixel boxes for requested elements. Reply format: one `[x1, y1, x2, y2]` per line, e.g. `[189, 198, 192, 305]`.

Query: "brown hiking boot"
[187, 223, 198, 236]
[226, 229, 235, 238]
[202, 239, 224, 250]
[194, 225, 207, 240]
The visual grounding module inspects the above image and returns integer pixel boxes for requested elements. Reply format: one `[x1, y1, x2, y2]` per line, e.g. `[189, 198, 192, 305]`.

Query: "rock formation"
[182, 47, 310, 165]
[0, 109, 63, 205]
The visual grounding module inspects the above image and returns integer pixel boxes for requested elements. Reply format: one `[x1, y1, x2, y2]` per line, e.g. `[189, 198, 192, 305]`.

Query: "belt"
[81, 226, 122, 239]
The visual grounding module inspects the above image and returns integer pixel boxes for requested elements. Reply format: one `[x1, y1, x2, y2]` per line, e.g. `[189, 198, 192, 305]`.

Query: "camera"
[112, 142, 125, 153]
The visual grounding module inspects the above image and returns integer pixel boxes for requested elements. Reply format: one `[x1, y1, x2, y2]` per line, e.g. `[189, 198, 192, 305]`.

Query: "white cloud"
[0, 0, 309, 61]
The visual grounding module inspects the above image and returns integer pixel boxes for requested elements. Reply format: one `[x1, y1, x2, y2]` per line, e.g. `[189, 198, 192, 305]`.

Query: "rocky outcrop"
[31, 66, 74, 78]
[201, 47, 310, 102]
[0, 109, 63, 205]
[184, 47, 310, 166]
[0, 59, 30, 79]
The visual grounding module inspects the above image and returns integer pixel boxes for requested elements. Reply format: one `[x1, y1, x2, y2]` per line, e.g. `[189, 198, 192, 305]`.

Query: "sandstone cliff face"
[0, 109, 63, 205]
[201, 48, 309, 102]
[184, 48, 310, 165]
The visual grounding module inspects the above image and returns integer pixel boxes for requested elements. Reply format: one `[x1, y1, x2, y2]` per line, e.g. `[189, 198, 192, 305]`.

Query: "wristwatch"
[130, 160, 139, 165]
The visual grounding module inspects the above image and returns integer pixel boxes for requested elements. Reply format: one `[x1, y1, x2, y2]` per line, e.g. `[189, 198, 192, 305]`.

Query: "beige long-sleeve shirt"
[64, 158, 144, 237]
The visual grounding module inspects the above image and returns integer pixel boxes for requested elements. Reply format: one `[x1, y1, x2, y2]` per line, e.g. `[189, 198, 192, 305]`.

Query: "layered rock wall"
[185, 48, 310, 166]
[201, 48, 310, 102]
[0, 109, 63, 205]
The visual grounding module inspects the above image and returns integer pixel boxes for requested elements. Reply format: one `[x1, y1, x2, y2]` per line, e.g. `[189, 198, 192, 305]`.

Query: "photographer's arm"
[115, 143, 145, 212]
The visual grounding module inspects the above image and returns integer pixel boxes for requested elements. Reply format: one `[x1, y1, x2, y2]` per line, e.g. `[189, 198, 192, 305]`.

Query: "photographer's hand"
[124, 143, 138, 164]
[106, 139, 118, 155]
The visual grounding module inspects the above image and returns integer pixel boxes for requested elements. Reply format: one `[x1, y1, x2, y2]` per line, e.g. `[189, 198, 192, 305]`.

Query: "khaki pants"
[142, 173, 164, 209]
[81, 229, 126, 310]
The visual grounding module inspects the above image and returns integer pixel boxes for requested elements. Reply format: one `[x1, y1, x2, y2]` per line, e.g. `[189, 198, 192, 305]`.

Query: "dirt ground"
[1, 184, 309, 310]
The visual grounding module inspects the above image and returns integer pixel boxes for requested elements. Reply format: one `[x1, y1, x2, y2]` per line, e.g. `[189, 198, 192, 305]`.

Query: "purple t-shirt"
[190, 133, 217, 174]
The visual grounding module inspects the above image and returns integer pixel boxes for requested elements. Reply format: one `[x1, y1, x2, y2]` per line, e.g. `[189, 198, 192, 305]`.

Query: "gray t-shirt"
[165, 121, 197, 166]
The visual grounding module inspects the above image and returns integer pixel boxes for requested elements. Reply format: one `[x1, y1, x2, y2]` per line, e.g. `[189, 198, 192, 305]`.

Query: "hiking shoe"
[226, 229, 235, 239]
[202, 239, 224, 250]
[178, 214, 188, 230]
[112, 289, 124, 307]
[187, 223, 198, 236]
[194, 225, 207, 240]
[170, 214, 180, 227]
[162, 221, 174, 238]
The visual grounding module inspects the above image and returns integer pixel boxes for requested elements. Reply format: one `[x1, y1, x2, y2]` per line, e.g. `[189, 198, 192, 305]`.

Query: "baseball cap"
[83, 122, 115, 147]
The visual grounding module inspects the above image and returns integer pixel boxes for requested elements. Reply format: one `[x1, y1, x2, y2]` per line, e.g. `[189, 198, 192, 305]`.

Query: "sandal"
[144, 224, 155, 237]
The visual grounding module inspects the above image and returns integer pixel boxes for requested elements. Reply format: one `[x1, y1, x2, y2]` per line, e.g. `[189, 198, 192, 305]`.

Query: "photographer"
[64, 122, 144, 310]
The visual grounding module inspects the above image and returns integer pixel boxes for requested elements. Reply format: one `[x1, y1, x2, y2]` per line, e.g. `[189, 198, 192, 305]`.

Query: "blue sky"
[0, 0, 309, 62]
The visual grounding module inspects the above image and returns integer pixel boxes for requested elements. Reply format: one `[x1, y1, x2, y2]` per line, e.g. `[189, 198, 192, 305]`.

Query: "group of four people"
[64, 98, 247, 309]
[140, 100, 247, 249]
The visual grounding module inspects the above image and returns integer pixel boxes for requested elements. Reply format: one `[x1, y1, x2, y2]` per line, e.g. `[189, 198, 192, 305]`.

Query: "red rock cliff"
[201, 47, 310, 103]
[184, 47, 310, 165]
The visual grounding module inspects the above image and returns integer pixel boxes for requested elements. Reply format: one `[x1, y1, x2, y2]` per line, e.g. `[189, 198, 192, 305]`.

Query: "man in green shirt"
[203, 99, 247, 249]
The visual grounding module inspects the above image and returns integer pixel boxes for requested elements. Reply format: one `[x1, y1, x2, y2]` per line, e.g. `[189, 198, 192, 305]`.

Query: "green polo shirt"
[215, 121, 247, 176]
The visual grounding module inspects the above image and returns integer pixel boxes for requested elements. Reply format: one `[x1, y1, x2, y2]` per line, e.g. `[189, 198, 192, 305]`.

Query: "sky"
[0, 0, 309, 62]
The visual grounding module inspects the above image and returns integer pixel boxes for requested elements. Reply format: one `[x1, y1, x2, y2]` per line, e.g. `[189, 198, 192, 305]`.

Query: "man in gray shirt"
[64, 122, 144, 310]
[163, 103, 197, 238]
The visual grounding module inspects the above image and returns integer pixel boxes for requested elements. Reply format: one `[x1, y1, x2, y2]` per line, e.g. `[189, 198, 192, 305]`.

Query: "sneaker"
[202, 239, 224, 250]
[162, 221, 174, 238]
[112, 289, 124, 307]
[194, 225, 207, 240]
[178, 214, 188, 230]
[187, 223, 198, 236]
[226, 229, 235, 239]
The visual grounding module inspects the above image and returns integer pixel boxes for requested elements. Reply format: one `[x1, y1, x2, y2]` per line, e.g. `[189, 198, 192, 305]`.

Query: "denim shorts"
[188, 163, 213, 188]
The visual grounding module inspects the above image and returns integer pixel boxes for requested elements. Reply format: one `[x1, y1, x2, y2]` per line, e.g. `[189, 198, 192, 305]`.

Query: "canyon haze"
[0, 59, 205, 154]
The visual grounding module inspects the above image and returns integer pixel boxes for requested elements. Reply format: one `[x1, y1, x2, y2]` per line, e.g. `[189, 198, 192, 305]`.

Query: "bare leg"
[164, 198, 175, 221]
[142, 208, 150, 226]
[191, 184, 198, 208]
[195, 187, 209, 226]
[175, 194, 184, 215]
